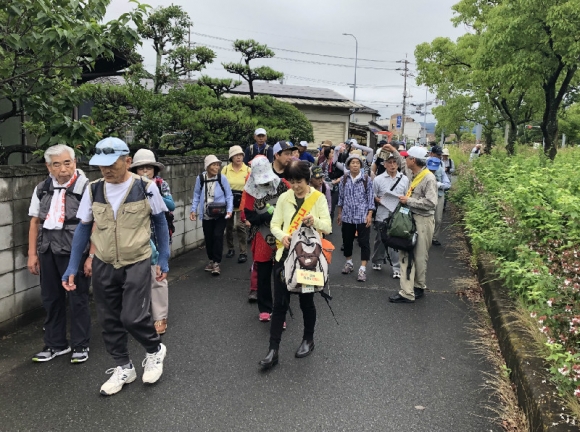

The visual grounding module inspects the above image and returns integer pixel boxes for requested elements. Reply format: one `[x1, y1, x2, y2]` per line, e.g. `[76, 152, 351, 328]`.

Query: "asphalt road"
[0, 211, 500, 432]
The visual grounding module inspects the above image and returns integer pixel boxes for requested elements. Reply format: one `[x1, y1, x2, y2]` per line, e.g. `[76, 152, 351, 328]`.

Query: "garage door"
[310, 121, 346, 148]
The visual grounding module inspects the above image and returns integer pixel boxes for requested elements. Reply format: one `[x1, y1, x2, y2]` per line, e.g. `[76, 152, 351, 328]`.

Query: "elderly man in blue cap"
[62, 137, 171, 396]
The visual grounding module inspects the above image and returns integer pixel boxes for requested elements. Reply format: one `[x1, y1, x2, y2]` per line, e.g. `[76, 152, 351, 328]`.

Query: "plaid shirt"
[337, 172, 375, 224]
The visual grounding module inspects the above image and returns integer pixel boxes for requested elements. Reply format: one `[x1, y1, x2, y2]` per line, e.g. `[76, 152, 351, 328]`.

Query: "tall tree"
[196, 76, 241, 98]
[222, 39, 284, 105]
[452, 0, 580, 159]
[137, 5, 215, 93]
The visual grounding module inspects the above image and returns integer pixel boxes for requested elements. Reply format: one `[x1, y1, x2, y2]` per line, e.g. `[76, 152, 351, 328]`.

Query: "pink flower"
[575, 387, 580, 398]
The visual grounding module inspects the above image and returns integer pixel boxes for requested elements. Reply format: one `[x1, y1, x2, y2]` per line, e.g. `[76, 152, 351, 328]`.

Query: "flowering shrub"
[451, 146, 580, 399]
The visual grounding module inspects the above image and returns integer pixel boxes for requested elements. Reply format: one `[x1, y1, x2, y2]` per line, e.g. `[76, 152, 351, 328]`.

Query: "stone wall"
[0, 155, 224, 335]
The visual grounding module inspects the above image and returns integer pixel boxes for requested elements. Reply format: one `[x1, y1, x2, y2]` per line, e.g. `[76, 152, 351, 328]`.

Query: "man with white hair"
[62, 137, 170, 396]
[389, 146, 438, 303]
[28, 144, 91, 363]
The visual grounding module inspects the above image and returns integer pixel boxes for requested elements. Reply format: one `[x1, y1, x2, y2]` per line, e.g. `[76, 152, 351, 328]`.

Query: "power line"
[198, 43, 398, 70]
[191, 32, 400, 63]
[284, 74, 403, 88]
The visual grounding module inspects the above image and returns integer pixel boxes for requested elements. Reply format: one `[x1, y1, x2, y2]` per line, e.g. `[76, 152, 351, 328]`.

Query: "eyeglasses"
[95, 147, 129, 155]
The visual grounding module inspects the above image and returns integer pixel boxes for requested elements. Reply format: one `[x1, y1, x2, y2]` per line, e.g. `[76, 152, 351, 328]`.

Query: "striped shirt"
[337, 171, 375, 224]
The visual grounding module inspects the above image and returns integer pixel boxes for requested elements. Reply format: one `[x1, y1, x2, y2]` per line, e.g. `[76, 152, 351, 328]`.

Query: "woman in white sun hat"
[129, 149, 175, 335]
[190, 155, 234, 276]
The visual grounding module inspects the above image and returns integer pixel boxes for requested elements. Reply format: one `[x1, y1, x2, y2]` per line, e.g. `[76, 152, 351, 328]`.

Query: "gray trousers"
[93, 257, 160, 366]
[225, 211, 247, 254]
[371, 221, 400, 273]
[433, 194, 445, 240]
[151, 266, 168, 321]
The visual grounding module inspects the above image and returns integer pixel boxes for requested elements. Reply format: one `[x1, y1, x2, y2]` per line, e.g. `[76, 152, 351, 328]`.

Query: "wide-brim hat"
[204, 155, 222, 170]
[442, 148, 450, 156]
[89, 137, 130, 167]
[130, 149, 164, 172]
[228, 145, 244, 161]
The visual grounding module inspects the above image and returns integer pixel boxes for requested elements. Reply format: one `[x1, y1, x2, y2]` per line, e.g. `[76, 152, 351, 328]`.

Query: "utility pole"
[187, 26, 192, 80]
[396, 55, 412, 140]
[342, 33, 358, 101]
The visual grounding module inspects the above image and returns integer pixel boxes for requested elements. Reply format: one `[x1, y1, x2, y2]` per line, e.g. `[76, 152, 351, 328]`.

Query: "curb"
[466, 241, 579, 431]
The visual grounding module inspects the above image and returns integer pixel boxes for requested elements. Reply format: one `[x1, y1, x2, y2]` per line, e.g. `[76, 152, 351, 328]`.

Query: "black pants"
[39, 249, 91, 349]
[256, 260, 273, 314]
[269, 260, 316, 350]
[93, 257, 160, 366]
[341, 222, 371, 261]
[202, 217, 227, 263]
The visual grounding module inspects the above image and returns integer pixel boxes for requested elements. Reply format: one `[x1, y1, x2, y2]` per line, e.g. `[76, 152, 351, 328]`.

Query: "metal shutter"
[310, 121, 346, 147]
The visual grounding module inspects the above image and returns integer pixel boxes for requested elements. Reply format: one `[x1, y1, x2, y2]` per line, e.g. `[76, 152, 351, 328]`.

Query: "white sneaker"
[393, 271, 401, 279]
[372, 264, 382, 271]
[100, 365, 137, 396]
[142, 343, 167, 384]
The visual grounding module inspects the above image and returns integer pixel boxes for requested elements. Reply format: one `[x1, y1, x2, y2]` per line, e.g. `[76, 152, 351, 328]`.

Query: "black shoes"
[414, 288, 425, 299]
[389, 293, 415, 303]
[248, 290, 257, 302]
[295, 340, 315, 358]
[259, 349, 279, 369]
[340, 244, 344, 251]
[226, 249, 235, 258]
[238, 253, 247, 263]
[432, 239, 441, 246]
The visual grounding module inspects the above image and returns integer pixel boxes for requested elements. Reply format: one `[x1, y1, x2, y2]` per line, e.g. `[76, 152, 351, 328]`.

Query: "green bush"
[452, 146, 580, 399]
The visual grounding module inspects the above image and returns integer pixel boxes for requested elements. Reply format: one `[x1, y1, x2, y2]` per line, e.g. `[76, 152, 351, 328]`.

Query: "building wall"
[293, 105, 350, 147]
[0, 155, 220, 335]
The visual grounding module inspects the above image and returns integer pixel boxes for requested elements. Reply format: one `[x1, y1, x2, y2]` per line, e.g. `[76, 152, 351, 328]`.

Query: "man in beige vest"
[62, 137, 171, 396]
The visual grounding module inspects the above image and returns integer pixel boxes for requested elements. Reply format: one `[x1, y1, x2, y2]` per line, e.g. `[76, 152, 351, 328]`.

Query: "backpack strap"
[389, 174, 403, 191]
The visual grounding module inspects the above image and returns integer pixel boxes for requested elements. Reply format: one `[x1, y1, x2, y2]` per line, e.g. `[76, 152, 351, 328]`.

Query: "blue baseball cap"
[427, 157, 441, 171]
[89, 137, 130, 166]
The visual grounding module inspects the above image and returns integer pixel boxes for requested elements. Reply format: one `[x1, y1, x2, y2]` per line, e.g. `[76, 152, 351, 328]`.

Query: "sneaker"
[248, 290, 258, 302]
[432, 239, 442, 246]
[226, 249, 235, 258]
[100, 365, 137, 396]
[154, 319, 167, 335]
[259, 312, 271, 322]
[142, 343, 167, 384]
[204, 261, 214, 272]
[283, 322, 287, 330]
[372, 263, 382, 271]
[393, 271, 401, 279]
[341, 262, 354, 274]
[238, 253, 247, 263]
[32, 346, 71, 362]
[357, 268, 367, 282]
[211, 263, 221, 276]
[71, 347, 90, 363]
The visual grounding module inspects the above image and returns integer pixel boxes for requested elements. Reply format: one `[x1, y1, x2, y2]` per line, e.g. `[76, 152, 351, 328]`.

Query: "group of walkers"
[26, 127, 453, 392]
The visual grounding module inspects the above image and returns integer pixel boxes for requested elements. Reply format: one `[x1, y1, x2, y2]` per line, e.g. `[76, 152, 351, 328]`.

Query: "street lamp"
[342, 33, 358, 102]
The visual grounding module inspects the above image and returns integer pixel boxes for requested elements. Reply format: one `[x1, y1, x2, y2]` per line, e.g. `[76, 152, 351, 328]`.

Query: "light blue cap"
[426, 157, 441, 170]
[89, 137, 130, 166]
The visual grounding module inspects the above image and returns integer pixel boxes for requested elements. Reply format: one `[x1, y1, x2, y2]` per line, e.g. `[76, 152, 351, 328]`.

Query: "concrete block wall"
[0, 155, 224, 335]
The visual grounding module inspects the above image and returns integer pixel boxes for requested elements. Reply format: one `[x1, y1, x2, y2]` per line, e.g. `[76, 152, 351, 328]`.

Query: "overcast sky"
[105, 0, 466, 122]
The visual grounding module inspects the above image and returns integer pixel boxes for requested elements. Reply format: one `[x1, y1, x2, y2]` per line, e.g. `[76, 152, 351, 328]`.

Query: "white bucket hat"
[204, 155, 222, 170]
[228, 145, 244, 161]
[130, 149, 164, 171]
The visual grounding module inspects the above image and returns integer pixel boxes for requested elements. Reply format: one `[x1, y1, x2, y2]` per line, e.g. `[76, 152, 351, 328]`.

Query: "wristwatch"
[88, 253, 95, 259]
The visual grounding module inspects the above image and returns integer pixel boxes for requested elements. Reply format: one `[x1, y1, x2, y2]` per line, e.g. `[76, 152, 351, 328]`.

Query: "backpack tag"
[296, 269, 324, 286]
[399, 207, 410, 215]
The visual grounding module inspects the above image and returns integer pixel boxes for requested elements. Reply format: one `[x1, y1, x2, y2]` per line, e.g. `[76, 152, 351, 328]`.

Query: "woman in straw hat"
[129, 149, 175, 335]
[222, 145, 251, 264]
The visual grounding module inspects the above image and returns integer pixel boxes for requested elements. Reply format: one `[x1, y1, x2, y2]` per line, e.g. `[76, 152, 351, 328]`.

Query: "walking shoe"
[142, 343, 167, 384]
[259, 312, 271, 322]
[248, 290, 258, 302]
[154, 319, 167, 335]
[283, 322, 287, 330]
[372, 263, 382, 271]
[340, 244, 345, 251]
[100, 365, 137, 396]
[414, 288, 425, 299]
[32, 346, 71, 362]
[392, 271, 401, 279]
[432, 239, 442, 246]
[226, 249, 235, 258]
[204, 261, 214, 272]
[211, 263, 221, 276]
[71, 347, 89, 363]
[389, 293, 415, 303]
[357, 268, 367, 282]
[238, 253, 247, 263]
[341, 262, 354, 274]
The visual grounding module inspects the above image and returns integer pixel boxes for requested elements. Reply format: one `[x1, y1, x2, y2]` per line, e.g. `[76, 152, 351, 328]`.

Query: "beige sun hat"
[228, 145, 244, 161]
[204, 155, 222, 170]
[130, 149, 164, 172]
[442, 148, 450, 156]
